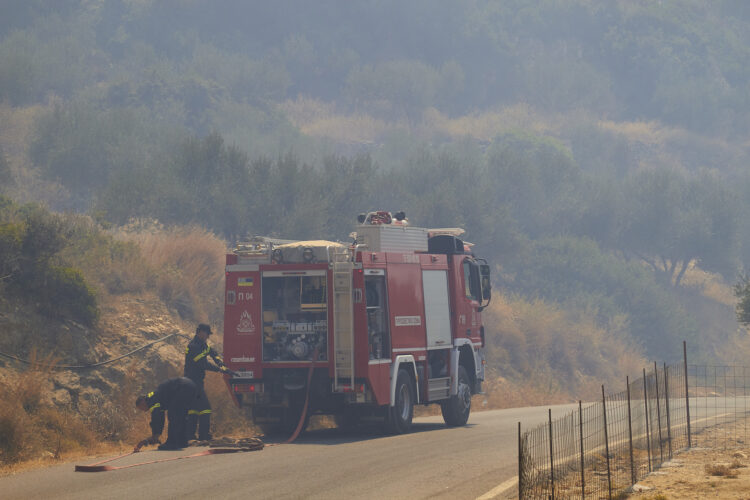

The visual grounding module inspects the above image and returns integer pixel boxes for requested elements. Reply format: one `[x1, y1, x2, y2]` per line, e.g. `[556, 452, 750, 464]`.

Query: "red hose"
[75, 349, 318, 472]
[75, 448, 243, 472]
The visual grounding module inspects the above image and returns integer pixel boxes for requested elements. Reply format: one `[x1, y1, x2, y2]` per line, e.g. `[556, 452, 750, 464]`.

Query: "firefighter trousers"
[164, 383, 197, 448]
[186, 384, 212, 440]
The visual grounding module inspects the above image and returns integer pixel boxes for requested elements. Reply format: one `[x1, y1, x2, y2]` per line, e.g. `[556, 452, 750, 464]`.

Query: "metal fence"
[518, 343, 750, 499]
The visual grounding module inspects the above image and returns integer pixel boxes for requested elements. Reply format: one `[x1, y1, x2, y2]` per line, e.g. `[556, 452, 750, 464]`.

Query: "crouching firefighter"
[134, 376, 198, 451]
[184, 323, 235, 441]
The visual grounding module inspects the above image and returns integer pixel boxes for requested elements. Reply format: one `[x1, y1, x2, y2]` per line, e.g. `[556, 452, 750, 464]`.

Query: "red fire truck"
[222, 211, 491, 434]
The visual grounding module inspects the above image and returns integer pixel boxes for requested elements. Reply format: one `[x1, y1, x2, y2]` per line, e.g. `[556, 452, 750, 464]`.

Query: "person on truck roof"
[134, 376, 198, 451]
[184, 323, 234, 441]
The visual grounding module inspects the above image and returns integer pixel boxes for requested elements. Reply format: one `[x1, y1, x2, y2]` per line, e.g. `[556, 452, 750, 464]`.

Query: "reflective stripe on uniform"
[188, 409, 212, 415]
[147, 391, 154, 398]
[193, 346, 210, 362]
[149, 403, 161, 413]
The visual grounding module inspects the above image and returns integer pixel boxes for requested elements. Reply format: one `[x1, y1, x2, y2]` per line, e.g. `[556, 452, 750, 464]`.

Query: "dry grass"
[280, 96, 563, 144]
[705, 462, 740, 478]
[202, 373, 258, 438]
[424, 104, 555, 141]
[279, 96, 391, 142]
[79, 360, 141, 443]
[481, 293, 646, 407]
[0, 351, 98, 466]
[114, 221, 227, 323]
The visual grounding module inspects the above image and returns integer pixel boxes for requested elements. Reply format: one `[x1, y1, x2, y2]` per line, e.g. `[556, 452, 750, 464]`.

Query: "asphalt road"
[1, 404, 579, 500]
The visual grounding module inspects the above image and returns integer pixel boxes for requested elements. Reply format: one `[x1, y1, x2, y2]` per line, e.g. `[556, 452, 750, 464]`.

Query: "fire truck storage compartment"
[423, 269, 452, 401]
[422, 270, 451, 348]
[261, 270, 328, 362]
[356, 225, 428, 253]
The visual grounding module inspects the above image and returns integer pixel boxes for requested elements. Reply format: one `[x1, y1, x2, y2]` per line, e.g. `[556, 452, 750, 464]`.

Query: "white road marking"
[475, 476, 517, 500]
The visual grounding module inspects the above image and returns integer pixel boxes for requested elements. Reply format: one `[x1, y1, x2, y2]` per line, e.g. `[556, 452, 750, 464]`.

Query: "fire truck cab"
[222, 211, 491, 434]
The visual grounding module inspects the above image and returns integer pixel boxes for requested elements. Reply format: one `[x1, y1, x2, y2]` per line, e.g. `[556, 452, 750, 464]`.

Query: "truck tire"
[441, 365, 471, 426]
[387, 369, 415, 434]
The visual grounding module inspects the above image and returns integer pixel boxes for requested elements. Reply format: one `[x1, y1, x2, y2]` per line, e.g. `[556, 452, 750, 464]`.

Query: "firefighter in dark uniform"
[134, 376, 198, 451]
[184, 323, 233, 441]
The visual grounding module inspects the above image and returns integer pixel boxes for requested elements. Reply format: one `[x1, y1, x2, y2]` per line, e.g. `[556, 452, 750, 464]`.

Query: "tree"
[508, 235, 698, 360]
[485, 130, 582, 239]
[734, 274, 750, 327]
[0, 146, 11, 192]
[617, 168, 739, 286]
[344, 60, 440, 124]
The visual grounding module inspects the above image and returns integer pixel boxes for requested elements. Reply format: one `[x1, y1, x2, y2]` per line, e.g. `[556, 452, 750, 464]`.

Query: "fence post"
[654, 361, 664, 464]
[627, 376, 636, 485]
[548, 409, 555, 500]
[664, 363, 673, 458]
[683, 340, 692, 448]
[579, 400, 585, 499]
[518, 421, 523, 499]
[643, 368, 652, 472]
[602, 385, 612, 499]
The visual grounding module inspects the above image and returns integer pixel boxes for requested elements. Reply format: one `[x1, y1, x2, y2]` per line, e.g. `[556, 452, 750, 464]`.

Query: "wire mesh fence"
[518, 344, 750, 499]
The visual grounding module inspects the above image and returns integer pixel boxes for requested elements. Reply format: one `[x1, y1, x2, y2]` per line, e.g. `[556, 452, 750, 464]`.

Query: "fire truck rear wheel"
[387, 369, 415, 434]
[441, 365, 471, 426]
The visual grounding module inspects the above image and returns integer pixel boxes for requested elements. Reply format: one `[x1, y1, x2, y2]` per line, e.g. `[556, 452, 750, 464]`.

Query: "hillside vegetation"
[2, 0, 750, 466]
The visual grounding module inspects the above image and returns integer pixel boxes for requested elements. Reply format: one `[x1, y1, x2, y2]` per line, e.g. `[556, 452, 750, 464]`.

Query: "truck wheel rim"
[398, 384, 410, 420]
[459, 381, 471, 412]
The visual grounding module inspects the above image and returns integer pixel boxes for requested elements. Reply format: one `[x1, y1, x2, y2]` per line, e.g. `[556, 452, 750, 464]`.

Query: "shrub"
[0, 222, 23, 280]
[705, 463, 739, 478]
[0, 145, 11, 190]
[0, 405, 27, 463]
[203, 373, 257, 437]
[122, 224, 226, 322]
[40, 265, 99, 326]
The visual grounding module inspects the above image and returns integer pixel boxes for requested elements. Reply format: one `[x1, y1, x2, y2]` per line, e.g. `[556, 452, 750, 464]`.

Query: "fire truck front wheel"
[441, 365, 471, 426]
[387, 369, 415, 434]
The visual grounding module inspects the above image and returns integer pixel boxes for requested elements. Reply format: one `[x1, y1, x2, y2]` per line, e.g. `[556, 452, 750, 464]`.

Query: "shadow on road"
[263, 421, 477, 446]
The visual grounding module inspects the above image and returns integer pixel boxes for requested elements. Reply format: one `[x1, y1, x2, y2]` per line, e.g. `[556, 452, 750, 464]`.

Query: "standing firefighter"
[134, 377, 198, 451]
[184, 323, 233, 441]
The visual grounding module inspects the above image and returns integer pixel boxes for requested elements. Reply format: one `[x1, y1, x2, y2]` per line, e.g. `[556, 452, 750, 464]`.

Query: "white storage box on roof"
[355, 224, 429, 253]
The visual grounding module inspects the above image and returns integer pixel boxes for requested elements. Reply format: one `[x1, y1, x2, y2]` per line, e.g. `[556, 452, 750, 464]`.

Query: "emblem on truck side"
[237, 310, 256, 334]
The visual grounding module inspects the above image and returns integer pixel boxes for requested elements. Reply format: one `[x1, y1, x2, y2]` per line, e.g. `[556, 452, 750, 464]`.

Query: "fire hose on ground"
[74, 347, 318, 472]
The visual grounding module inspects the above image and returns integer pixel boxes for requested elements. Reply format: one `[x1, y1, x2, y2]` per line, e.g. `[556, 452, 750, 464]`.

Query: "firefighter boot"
[198, 413, 212, 441]
[186, 413, 198, 441]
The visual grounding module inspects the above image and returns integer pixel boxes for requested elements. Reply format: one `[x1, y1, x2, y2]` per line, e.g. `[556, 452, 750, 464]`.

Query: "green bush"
[0, 146, 11, 190]
[507, 236, 698, 360]
[0, 222, 23, 280]
[0, 201, 100, 325]
[40, 266, 99, 326]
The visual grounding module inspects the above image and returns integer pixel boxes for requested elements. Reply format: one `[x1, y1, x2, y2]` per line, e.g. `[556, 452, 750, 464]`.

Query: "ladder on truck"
[332, 248, 355, 392]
